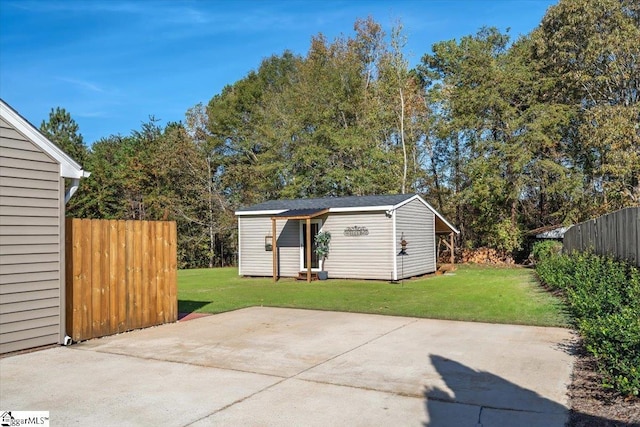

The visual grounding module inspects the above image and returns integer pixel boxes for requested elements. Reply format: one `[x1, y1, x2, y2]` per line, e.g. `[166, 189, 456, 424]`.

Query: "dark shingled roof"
[236, 194, 416, 212]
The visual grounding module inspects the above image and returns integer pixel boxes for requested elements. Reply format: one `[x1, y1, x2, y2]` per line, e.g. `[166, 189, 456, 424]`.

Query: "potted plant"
[314, 231, 331, 280]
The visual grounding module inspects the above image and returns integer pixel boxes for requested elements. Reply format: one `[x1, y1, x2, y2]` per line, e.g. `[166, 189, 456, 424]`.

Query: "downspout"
[62, 171, 89, 346]
[60, 179, 72, 346]
[391, 209, 398, 281]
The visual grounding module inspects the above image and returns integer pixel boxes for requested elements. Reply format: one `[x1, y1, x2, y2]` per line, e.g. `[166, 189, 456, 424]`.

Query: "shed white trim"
[236, 209, 287, 216]
[0, 99, 90, 180]
[331, 205, 395, 213]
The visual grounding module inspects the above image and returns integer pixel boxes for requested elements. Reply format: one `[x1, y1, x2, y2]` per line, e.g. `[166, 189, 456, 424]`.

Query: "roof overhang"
[271, 208, 330, 220]
[0, 99, 90, 179]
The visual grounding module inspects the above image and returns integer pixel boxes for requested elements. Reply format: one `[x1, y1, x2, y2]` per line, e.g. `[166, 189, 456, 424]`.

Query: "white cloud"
[56, 77, 106, 93]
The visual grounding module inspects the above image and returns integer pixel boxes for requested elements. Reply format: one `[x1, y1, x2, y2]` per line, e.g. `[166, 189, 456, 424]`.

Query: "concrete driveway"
[0, 307, 575, 426]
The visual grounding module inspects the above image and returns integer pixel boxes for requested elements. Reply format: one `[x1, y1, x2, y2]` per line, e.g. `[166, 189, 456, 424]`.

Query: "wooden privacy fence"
[563, 207, 639, 266]
[65, 218, 177, 342]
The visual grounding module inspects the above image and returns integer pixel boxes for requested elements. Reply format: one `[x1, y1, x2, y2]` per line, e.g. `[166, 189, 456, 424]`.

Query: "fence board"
[154, 222, 164, 323]
[116, 221, 127, 333]
[168, 221, 177, 322]
[125, 221, 134, 332]
[635, 208, 640, 266]
[140, 220, 149, 328]
[80, 219, 92, 340]
[102, 220, 111, 337]
[132, 220, 142, 330]
[65, 219, 177, 342]
[108, 220, 118, 334]
[148, 221, 157, 326]
[564, 207, 640, 266]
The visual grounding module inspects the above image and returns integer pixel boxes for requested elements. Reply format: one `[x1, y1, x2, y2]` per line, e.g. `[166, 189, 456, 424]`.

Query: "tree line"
[42, 0, 639, 268]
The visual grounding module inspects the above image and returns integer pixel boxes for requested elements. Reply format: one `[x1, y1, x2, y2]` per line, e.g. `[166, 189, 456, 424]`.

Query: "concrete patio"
[0, 307, 575, 426]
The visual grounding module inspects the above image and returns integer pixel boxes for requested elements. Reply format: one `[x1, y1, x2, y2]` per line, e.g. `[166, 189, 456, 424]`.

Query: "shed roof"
[526, 225, 570, 239]
[237, 193, 415, 212]
[236, 193, 459, 234]
[536, 227, 569, 239]
[0, 99, 89, 179]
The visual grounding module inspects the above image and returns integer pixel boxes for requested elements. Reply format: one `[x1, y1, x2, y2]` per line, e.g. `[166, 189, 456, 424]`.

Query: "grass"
[178, 264, 569, 327]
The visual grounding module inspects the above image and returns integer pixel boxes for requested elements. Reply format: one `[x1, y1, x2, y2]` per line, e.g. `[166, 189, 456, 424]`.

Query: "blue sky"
[0, 0, 557, 146]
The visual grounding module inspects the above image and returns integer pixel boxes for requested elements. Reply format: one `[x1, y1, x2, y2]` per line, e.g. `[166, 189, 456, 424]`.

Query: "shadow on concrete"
[177, 300, 210, 320]
[423, 354, 566, 427]
[423, 354, 638, 427]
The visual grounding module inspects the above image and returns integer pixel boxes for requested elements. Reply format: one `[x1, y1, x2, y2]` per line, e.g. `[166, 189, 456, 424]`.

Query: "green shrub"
[534, 251, 574, 291]
[581, 308, 640, 395]
[536, 251, 640, 397]
[531, 240, 563, 263]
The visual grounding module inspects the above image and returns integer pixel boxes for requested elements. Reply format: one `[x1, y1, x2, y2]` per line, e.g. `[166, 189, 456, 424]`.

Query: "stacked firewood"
[438, 247, 515, 265]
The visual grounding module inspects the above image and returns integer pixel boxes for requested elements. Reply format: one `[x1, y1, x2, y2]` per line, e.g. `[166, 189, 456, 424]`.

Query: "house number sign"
[344, 226, 369, 237]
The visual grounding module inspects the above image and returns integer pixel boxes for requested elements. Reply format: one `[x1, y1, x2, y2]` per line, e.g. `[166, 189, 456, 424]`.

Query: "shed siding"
[322, 211, 393, 280]
[395, 199, 436, 278]
[238, 216, 299, 277]
[0, 117, 62, 353]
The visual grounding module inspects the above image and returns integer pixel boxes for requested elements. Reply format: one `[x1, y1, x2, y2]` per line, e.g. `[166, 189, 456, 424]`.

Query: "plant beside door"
[314, 231, 331, 280]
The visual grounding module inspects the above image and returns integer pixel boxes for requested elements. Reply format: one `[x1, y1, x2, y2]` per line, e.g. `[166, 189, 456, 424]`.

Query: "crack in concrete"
[68, 345, 288, 379]
[421, 394, 562, 415]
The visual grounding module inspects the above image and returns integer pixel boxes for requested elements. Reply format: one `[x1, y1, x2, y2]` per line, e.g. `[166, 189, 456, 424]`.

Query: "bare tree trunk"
[207, 156, 215, 268]
[399, 87, 407, 194]
[221, 236, 225, 267]
[431, 154, 443, 211]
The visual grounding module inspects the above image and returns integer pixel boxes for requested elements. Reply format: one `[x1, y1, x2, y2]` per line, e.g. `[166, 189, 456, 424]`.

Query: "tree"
[40, 107, 89, 217]
[40, 107, 87, 165]
[532, 0, 640, 214]
[419, 27, 581, 251]
[377, 22, 426, 194]
[207, 52, 299, 205]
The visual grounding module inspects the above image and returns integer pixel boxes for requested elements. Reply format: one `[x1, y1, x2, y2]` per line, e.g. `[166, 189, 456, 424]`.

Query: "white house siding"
[238, 216, 299, 277]
[394, 198, 436, 278]
[0, 117, 63, 353]
[322, 211, 394, 280]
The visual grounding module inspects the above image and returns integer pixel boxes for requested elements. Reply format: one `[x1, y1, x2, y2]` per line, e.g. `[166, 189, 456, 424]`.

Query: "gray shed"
[0, 99, 89, 354]
[235, 194, 459, 282]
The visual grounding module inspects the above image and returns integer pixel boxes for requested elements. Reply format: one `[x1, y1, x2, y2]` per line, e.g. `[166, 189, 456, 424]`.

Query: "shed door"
[300, 220, 320, 270]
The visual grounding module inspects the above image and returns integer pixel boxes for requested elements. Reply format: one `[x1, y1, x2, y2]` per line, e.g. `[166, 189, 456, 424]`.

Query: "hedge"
[535, 245, 640, 397]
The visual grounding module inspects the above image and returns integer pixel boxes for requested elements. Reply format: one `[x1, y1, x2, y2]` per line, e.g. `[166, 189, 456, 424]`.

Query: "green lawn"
[178, 265, 569, 327]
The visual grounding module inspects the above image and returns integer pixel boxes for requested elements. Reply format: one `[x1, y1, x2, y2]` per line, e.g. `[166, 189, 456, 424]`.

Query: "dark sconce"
[265, 234, 273, 252]
[399, 232, 408, 255]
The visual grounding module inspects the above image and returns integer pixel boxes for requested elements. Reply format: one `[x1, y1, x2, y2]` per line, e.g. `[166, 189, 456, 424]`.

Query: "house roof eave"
[0, 99, 89, 180]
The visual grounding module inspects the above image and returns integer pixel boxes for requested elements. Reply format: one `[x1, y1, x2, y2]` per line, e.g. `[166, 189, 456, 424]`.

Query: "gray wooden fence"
[563, 207, 639, 266]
